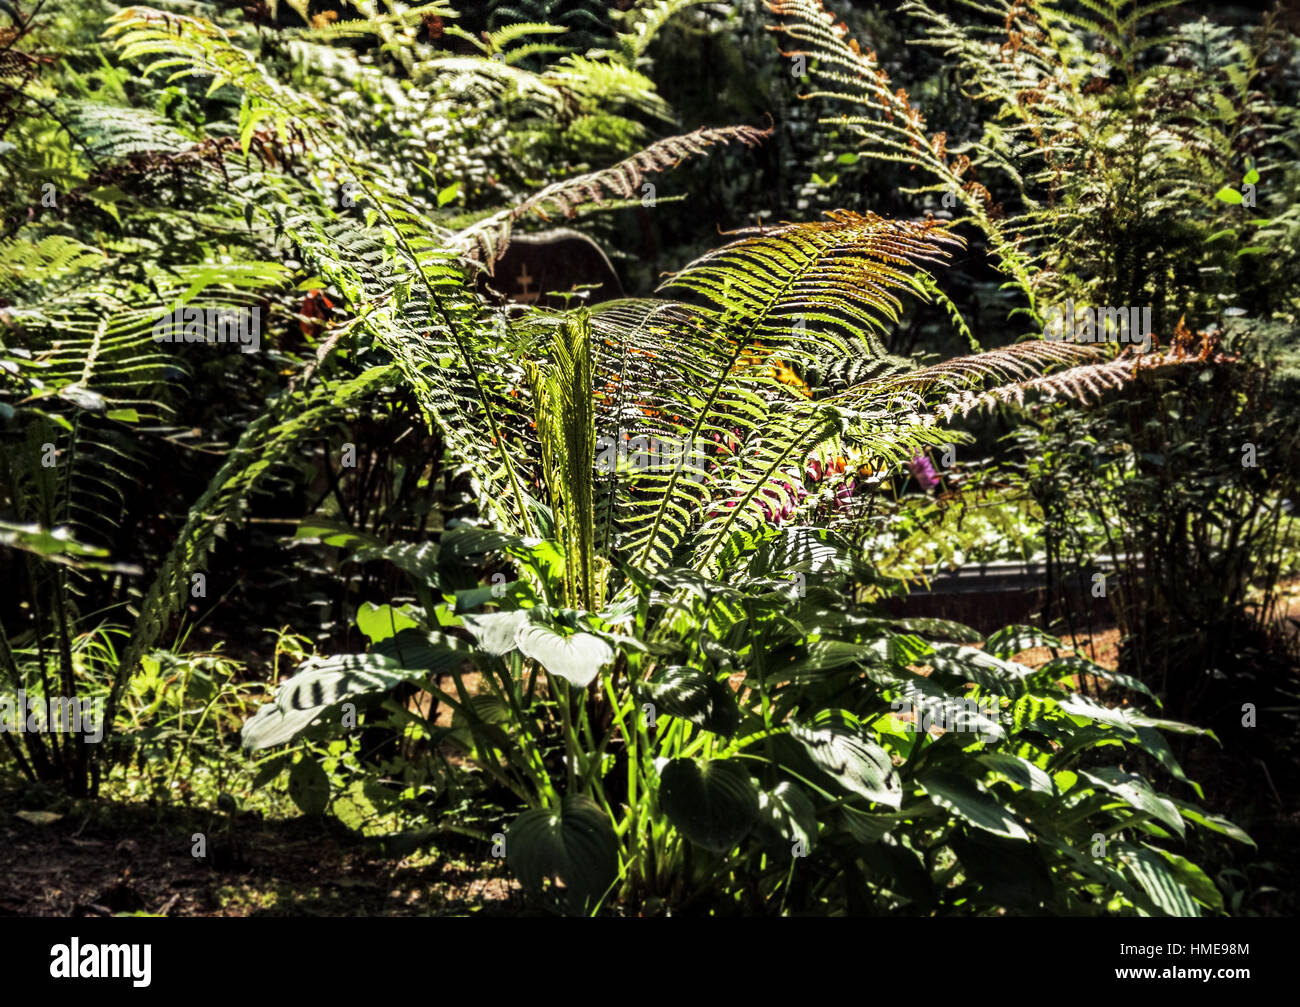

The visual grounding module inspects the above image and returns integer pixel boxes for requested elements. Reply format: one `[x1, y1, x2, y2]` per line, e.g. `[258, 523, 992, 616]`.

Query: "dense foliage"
[2, 0, 1296, 916]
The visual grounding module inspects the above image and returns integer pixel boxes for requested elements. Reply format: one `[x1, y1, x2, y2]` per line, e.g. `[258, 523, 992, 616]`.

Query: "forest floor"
[0, 795, 525, 916]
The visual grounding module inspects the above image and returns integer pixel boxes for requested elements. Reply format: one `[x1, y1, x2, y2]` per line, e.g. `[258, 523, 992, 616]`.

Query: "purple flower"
[911, 454, 940, 491]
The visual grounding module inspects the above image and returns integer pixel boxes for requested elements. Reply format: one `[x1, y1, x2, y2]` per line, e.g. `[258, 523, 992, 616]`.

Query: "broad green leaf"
[1133, 727, 1202, 798]
[975, 753, 1056, 795]
[435, 525, 525, 559]
[1171, 800, 1254, 847]
[453, 581, 525, 613]
[1033, 656, 1157, 702]
[349, 541, 440, 584]
[1058, 695, 1211, 738]
[643, 665, 739, 736]
[1152, 848, 1224, 913]
[293, 518, 382, 549]
[891, 679, 1004, 742]
[0, 521, 140, 573]
[928, 643, 1033, 697]
[1114, 841, 1199, 917]
[919, 769, 1028, 839]
[779, 638, 900, 681]
[508, 795, 619, 915]
[288, 758, 330, 816]
[658, 758, 759, 851]
[241, 646, 463, 750]
[332, 779, 382, 834]
[461, 609, 529, 656]
[791, 712, 902, 808]
[516, 622, 613, 688]
[250, 752, 293, 790]
[437, 181, 462, 206]
[840, 804, 906, 843]
[1214, 185, 1243, 204]
[371, 629, 469, 673]
[356, 602, 421, 644]
[884, 618, 983, 643]
[754, 781, 818, 856]
[985, 624, 1061, 659]
[1078, 767, 1185, 838]
[1012, 693, 1058, 732]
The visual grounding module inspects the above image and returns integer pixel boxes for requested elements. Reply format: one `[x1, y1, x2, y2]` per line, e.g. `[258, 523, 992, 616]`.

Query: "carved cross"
[515, 264, 538, 303]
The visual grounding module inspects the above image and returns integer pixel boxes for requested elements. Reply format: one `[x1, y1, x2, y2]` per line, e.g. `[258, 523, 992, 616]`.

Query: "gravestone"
[479, 229, 624, 309]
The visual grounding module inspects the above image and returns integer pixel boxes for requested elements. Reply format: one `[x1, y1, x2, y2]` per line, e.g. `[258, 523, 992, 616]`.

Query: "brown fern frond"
[836, 340, 1106, 412]
[930, 348, 1223, 419]
[845, 336, 1229, 421]
[453, 124, 773, 267]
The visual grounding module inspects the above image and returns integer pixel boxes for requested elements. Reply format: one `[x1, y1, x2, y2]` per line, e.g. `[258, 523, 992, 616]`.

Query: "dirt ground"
[0, 797, 523, 917]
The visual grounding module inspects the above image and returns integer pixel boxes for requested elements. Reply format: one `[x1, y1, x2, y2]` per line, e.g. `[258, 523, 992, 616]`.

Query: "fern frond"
[453, 123, 772, 264]
[542, 55, 673, 121]
[0, 234, 107, 290]
[106, 364, 397, 731]
[767, 0, 1044, 310]
[568, 212, 960, 572]
[925, 344, 1231, 420]
[485, 21, 571, 53]
[614, 0, 717, 64]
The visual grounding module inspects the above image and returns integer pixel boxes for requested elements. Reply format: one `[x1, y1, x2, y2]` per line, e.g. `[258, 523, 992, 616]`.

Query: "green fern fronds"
[0, 234, 107, 290]
[614, 0, 718, 64]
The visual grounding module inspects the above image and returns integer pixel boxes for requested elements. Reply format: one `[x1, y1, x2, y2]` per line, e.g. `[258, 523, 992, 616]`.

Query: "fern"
[454, 122, 772, 263]
[105, 363, 397, 731]
[766, 0, 1042, 314]
[895, 0, 1291, 325]
[614, 0, 719, 64]
[0, 234, 107, 290]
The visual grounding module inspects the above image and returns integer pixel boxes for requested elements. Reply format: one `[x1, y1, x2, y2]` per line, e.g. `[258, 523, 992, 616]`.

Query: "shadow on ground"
[0, 792, 527, 917]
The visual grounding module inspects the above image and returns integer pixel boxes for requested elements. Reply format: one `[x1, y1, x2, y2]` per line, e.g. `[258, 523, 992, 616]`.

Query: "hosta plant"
[243, 517, 1245, 915]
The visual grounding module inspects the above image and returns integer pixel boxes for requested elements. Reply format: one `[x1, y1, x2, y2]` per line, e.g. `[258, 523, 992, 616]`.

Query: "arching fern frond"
[926, 342, 1232, 420]
[453, 123, 772, 264]
[106, 363, 398, 732]
[765, 0, 1042, 311]
[550, 212, 963, 572]
[659, 209, 961, 366]
[614, 0, 718, 65]
[0, 234, 107, 291]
